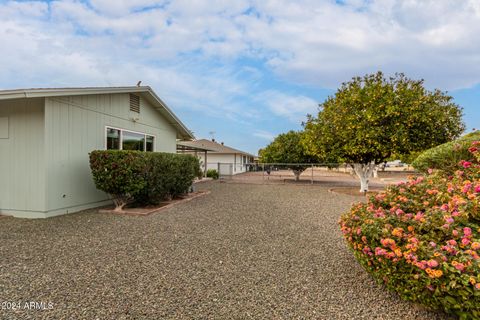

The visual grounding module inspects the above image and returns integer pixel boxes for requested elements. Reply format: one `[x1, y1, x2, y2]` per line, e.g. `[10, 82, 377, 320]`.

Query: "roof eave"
[0, 86, 195, 140]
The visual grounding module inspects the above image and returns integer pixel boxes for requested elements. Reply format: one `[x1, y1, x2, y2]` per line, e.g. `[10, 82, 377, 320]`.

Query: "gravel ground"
[0, 182, 450, 319]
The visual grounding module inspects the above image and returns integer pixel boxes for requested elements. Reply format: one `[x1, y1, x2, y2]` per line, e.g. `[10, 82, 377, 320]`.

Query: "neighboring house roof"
[0, 86, 194, 140]
[178, 139, 255, 157]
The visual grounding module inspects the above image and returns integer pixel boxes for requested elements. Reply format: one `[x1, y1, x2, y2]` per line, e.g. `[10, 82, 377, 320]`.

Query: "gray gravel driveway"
[0, 182, 449, 319]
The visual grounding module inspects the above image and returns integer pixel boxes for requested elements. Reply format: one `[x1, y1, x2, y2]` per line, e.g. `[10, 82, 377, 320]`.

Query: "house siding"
[0, 98, 46, 216]
[43, 93, 178, 216]
[194, 153, 248, 175]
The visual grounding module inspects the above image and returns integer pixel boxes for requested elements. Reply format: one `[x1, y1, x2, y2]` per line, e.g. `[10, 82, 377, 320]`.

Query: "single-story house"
[178, 139, 255, 175]
[0, 86, 193, 218]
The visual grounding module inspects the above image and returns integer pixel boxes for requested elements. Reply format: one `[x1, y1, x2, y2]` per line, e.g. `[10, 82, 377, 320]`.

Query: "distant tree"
[260, 130, 317, 181]
[303, 72, 465, 192]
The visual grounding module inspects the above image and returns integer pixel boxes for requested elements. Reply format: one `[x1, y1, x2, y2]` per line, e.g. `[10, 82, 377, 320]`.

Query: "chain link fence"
[203, 162, 416, 185]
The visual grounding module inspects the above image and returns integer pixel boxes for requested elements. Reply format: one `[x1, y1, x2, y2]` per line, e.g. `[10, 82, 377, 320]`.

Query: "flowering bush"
[340, 142, 480, 319]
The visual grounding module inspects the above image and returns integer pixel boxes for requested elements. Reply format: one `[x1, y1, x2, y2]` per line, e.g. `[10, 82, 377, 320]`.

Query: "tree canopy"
[259, 130, 317, 180]
[302, 71, 465, 191]
[303, 72, 465, 164]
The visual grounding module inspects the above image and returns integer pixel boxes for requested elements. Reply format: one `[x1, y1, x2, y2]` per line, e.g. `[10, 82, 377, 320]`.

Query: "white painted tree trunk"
[373, 166, 378, 178]
[293, 170, 301, 181]
[352, 162, 376, 193]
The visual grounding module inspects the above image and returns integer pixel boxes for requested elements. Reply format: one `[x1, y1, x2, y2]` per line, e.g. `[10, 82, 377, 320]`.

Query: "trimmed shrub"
[89, 150, 148, 211]
[206, 169, 219, 180]
[89, 150, 200, 209]
[412, 131, 480, 174]
[339, 141, 480, 319]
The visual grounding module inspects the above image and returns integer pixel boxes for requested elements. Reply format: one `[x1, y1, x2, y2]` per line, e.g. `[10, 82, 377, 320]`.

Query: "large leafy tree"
[303, 72, 465, 192]
[260, 130, 317, 181]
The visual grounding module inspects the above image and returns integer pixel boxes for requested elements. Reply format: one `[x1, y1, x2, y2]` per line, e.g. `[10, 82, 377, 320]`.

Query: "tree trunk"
[293, 170, 301, 181]
[352, 162, 376, 193]
[112, 196, 128, 212]
[373, 166, 378, 178]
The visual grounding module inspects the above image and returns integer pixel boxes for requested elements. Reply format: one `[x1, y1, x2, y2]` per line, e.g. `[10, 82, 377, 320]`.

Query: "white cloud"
[255, 90, 318, 123]
[253, 130, 276, 141]
[243, 0, 480, 89]
[0, 0, 480, 110]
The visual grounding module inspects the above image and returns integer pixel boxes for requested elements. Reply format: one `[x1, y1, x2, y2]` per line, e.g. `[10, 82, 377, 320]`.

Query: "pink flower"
[461, 161, 472, 168]
[445, 217, 454, 224]
[415, 260, 427, 270]
[362, 247, 372, 255]
[476, 284, 480, 290]
[427, 168, 433, 174]
[448, 239, 457, 246]
[429, 241, 437, 248]
[464, 227, 472, 237]
[472, 242, 480, 250]
[375, 247, 387, 256]
[395, 208, 404, 216]
[452, 230, 459, 237]
[462, 238, 471, 246]
[454, 263, 465, 272]
[462, 183, 472, 193]
[427, 260, 439, 268]
[414, 212, 425, 221]
[475, 185, 480, 193]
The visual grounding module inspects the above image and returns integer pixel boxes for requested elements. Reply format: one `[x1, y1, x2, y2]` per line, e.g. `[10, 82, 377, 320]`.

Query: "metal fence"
[202, 162, 416, 184]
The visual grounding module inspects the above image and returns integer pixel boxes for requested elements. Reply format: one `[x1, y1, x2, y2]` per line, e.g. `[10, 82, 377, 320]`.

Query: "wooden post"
[204, 150, 208, 177]
[311, 164, 314, 185]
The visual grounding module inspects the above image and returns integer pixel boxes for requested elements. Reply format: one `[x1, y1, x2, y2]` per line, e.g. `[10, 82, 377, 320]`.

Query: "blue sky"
[0, 0, 478, 154]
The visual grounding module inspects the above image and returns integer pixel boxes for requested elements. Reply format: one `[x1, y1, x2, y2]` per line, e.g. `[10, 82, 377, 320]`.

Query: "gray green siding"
[1, 93, 179, 218]
[0, 98, 46, 217]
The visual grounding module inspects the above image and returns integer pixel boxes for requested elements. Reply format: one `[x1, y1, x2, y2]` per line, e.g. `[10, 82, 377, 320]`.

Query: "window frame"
[104, 126, 155, 152]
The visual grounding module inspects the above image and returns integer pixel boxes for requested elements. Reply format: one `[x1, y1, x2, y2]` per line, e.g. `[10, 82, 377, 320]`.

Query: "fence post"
[311, 164, 314, 185]
[262, 163, 265, 181]
[217, 162, 220, 176]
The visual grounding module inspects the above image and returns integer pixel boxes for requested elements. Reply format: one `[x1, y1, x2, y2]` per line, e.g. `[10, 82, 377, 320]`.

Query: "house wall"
[43, 93, 178, 217]
[0, 98, 46, 217]
[192, 153, 249, 175]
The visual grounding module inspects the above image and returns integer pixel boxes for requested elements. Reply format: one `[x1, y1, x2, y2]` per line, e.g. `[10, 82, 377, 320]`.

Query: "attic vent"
[129, 94, 140, 113]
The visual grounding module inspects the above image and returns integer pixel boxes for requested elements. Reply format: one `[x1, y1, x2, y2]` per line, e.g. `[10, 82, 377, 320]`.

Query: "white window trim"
[105, 126, 156, 152]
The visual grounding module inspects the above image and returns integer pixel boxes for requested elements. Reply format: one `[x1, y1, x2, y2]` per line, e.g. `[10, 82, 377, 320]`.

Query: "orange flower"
[392, 227, 404, 237]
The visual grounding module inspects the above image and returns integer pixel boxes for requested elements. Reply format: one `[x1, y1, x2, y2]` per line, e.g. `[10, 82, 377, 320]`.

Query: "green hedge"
[412, 131, 480, 174]
[340, 141, 480, 318]
[89, 150, 200, 209]
[206, 169, 219, 179]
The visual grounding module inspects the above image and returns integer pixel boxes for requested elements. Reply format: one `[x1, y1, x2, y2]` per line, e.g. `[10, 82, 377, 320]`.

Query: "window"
[105, 127, 155, 152]
[106, 128, 120, 149]
[146, 135, 154, 152]
[122, 131, 145, 151]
